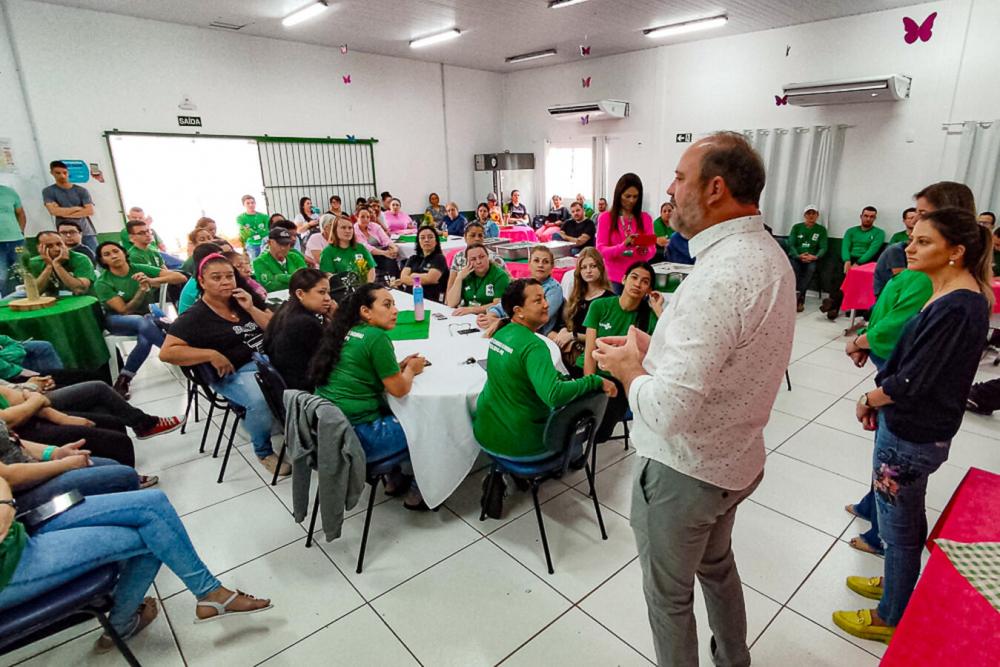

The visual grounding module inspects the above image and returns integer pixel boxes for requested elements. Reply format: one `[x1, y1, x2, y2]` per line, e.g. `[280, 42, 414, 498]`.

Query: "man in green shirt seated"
[125, 220, 165, 270]
[822, 205, 885, 320]
[27, 230, 96, 296]
[785, 205, 828, 312]
[888, 207, 917, 245]
[252, 227, 307, 293]
[237, 195, 270, 260]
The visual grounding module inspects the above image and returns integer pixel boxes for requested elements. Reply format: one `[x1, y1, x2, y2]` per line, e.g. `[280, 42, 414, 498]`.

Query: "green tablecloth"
[386, 310, 430, 341]
[396, 233, 447, 244]
[0, 296, 109, 369]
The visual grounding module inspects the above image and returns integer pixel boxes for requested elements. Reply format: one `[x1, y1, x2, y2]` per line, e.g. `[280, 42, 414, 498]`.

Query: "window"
[545, 142, 593, 211]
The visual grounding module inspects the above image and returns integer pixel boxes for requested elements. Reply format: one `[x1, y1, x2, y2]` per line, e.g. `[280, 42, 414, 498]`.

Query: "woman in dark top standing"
[264, 269, 335, 391]
[835, 207, 991, 644]
[395, 226, 450, 303]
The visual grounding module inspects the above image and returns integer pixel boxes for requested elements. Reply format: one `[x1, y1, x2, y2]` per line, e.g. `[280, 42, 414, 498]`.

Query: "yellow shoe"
[846, 575, 883, 600]
[832, 609, 895, 644]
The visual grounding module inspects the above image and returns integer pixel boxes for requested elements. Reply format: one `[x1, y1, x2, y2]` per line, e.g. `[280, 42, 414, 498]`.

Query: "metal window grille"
[256, 137, 378, 220]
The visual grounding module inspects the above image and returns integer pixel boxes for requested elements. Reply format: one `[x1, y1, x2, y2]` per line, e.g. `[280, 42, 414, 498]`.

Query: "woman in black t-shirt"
[161, 254, 285, 477]
[264, 269, 335, 391]
[395, 226, 450, 303]
[835, 207, 991, 644]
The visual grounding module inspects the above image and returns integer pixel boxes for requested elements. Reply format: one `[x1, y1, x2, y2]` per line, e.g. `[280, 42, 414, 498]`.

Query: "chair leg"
[212, 407, 231, 458]
[531, 484, 555, 574]
[181, 382, 194, 435]
[192, 383, 201, 424]
[92, 611, 141, 667]
[216, 413, 240, 484]
[585, 462, 608, 540]
[271, 440, 287, 486]
[785, 369, 792, 391]
[305, 490, 321, 547]
[199, 401, 216, 454]
[356, 480, 380, 574]
[479, 464, 497, 522]
[623, 419, 630, 451]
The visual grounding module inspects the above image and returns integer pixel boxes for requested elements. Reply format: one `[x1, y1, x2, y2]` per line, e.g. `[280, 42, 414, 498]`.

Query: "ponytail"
[308, 283, 382, 387]
[974, 223, 995, 308]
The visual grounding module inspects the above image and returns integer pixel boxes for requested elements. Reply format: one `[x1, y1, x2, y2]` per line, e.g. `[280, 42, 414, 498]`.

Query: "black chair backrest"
[179, 362, 219, 390]
[253, 354, 288, 422]
[541, 391, 609, 478]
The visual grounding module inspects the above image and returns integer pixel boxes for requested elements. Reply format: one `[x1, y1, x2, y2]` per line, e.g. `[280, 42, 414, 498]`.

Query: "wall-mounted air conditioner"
[547, 99, 630, 120]
[782, 75, 911, 106]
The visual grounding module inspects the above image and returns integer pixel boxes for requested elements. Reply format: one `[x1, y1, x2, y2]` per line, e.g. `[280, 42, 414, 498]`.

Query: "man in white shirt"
[594, 132, 795, 667]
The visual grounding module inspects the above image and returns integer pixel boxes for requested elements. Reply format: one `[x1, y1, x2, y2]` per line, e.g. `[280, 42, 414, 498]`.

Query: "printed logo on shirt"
[488, 339, 513, 356]
[347, 330, 365, 340]
[599, 321, 612, 331]
[812, 233, 819, 241]
[486, 284, 495, 297]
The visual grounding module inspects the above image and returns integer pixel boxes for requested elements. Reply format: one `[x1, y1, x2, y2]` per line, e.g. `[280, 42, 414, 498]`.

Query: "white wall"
[501, 0, 998, 236]
[0, 0, 503, 234]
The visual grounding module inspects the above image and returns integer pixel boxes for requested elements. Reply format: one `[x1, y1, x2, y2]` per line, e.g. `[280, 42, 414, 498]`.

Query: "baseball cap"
[268, 227, 295, 245]
[803, 204, 819, 214]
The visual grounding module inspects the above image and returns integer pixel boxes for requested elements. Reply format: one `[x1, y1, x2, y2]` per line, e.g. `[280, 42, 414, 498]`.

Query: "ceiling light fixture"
[409, 28, 462, 49]
[505, 48, 558, 64]
[282, 1, 328, 28]
[548, 0, 590, 8]
[643, 14, 728, 39]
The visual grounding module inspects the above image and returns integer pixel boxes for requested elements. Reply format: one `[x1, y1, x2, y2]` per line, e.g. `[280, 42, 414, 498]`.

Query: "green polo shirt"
[889, 230, 909, 245]
[127, 244, 165, 269]
[460, 264, 510, 307]
[119, 227, 165, 250]
[0, 185, 23, 242]
[652, 216, 675, 239]
[319, 244, 375, 281]
[252, 249, 307, 293]
[94, 263, 162, 308]
[473, 321, 602, 458]
[786, 222, 828, 259]
[237, 212, 270, 246]
[315, 323, 399, 424]
[841, 225, 885, 263]
[861, 269, 933, 360]
[27, 251, 96, 296]
[576, 296, 658, 370]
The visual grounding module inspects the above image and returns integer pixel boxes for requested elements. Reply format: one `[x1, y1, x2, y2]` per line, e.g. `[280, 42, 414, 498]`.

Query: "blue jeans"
[82, 234, 98, 253]
[354, 414, 408, 462]
[0, 490, 220, 635]
[105, 314, 165, 376]
[15, 457, 139, 510]
[245, 243, 262, 261]
[212, 362, 275, 458]
[21, 340, 64, 373]
[873, 411, 951, 626]
[0, 239, 24, 296]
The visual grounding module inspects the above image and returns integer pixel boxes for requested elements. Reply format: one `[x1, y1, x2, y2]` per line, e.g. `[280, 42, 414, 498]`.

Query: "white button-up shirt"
[627, 215, 795, 490]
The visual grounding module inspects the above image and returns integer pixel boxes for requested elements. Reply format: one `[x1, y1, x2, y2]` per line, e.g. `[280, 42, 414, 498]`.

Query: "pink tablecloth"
[842, 264, 1000, 313]
[498, 225, 537, 243]
[506, 261, 573, 282]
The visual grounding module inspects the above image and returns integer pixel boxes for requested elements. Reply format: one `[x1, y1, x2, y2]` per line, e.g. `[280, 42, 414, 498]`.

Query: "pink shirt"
[305, 232, 329, 259]
[383, 211, 414, 234]
[354, 221, 391, 251]
[596, 210, 655, 283]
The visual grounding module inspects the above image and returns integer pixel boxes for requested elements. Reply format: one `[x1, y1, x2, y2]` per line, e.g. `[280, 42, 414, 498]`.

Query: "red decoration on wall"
[774, 94, 788, 106]
[903, 12, 937, 43]
[582, 76, 591, 88]
[340, 44, 348, 54]
[580, 45, 591, 56]
[342, 75, 351, 84]
[580, 114, 590, 125]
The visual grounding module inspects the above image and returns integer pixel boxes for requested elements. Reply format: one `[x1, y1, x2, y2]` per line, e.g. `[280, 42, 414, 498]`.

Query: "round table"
[0, 295, 109, 369]
[506, 260, 573, 282]
[396, 236, 467, 260]
[498, 225, 538, 243]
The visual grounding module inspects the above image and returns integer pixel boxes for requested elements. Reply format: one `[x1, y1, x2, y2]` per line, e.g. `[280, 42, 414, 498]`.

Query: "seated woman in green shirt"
[580, 261, 664, 442]
[474, 278, 615, 460]
[310, 284, 428, 510]
[445, 243, 511, 316]
[319, 216, 376, 294]
[28, 231, 95, 296]
[652, 202, 675, 261]
[94, 242, 187, 398]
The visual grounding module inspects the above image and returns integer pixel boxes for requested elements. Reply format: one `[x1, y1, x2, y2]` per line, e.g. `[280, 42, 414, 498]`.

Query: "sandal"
[95, 597, 158, 652]
[848, 536, 884, 557]
[195, 589, 273, 623]
[139, 475, 159, 489]
[383, 470, 412, 497]
[844, 503, 861, 518]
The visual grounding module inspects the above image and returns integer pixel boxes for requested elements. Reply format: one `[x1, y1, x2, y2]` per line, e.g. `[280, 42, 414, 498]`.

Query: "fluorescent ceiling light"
[409, 28, 462, 49]
[643, 14, 728, 39]
[505, 48, 558, 64]
[548, 0, 590, 8]
[282, 1, 328, 28]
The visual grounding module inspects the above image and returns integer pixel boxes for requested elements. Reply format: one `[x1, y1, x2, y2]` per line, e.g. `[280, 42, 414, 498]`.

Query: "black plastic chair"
[478, 391, 609, 574]
[253, 354, 289, 486]
[179, 364, 246, 484]
[0, 564, 140, 666]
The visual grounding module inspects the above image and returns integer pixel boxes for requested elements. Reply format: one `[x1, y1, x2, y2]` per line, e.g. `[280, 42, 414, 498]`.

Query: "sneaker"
[113, 374, 132, 400]
[846, 575, 884, 600]
[480, 470, 506, 520]
[258, 454, 290, 477]
[134, 416, 185, 440]
[796, 300, 805, 313]
[826, 308, 839, 321]
[819, 298, 834, 313]
[966, 398, 994, 416]
[831, 609, 895, 644]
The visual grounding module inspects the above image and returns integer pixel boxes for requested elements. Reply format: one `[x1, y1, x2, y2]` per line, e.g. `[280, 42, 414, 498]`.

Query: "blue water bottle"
[412, 276, 425, 322]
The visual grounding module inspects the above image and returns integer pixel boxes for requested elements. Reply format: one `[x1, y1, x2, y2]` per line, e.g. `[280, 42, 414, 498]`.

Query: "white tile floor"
[5, 293, 999, 666]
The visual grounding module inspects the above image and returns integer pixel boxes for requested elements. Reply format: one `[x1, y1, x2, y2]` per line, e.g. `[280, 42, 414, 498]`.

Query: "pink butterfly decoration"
[902, 12, 936, 44]
[580, 45, 591, 56]
[582, 76, 591, 88]
[774, 94, 788, 106]
[342, 74, 351, 84]
[340, 44, 348, 54]
[580, 115, 590, 126]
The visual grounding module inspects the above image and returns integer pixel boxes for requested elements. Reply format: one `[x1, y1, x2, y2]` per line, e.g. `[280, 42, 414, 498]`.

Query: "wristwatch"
[858, 392, 870, 407]
[0, 499, 17, 510]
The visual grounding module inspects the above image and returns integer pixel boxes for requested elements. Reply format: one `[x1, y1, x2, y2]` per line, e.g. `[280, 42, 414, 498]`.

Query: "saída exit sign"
[178, 116, 202, 127]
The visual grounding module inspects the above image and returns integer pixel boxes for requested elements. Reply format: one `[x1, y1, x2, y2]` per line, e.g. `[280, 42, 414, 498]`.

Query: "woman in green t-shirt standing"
[319, 216, 376, 292]
[445, 243, 511, 316]
[310, 284, 428, 510]
[94, 242, 187, 398]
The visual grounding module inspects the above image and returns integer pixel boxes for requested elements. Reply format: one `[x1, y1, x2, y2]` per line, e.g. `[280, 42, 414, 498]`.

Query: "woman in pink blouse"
[383, 198, 415, 234]
[596, 172, 655, 292]
[354, 208, 401, 278]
